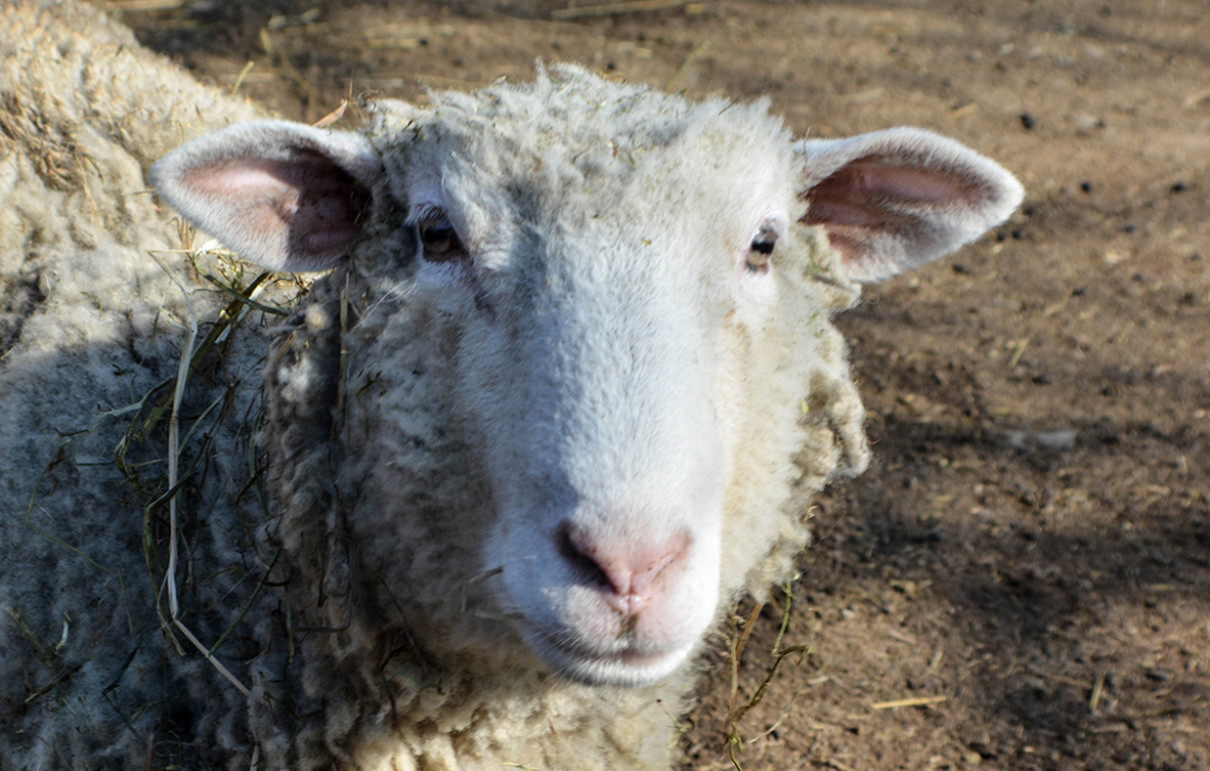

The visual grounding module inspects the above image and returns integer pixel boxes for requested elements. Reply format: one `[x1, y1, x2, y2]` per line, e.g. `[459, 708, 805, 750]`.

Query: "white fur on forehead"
[368, 66, 795, 219]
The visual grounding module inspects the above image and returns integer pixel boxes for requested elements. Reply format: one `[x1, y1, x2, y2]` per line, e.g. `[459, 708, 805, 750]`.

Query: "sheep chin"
[525, 630, 697, 688]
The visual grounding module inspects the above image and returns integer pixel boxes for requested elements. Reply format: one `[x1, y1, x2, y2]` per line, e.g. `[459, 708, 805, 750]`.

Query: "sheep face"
[151, 67, 1023, 691]
[338, 85, 806, 688]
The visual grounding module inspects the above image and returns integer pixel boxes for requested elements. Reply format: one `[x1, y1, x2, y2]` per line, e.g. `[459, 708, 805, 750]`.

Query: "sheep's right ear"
[795, 128, 1023, 283]
[150, 120, 382, 272]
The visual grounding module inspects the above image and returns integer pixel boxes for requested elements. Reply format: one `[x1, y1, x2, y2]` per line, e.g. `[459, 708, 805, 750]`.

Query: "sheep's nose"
[558, 524, 693, 616]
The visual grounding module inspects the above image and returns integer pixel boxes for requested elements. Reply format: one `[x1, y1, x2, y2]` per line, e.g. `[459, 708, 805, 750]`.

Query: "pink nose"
[559, 525, 693, 616]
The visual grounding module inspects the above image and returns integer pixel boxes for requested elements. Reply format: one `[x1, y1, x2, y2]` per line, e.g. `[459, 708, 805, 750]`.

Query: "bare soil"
[111, 0, 1210, 768]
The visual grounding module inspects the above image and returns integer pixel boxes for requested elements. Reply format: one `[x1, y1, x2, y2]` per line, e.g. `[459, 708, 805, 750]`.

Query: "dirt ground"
[109, 0, 1209, 768]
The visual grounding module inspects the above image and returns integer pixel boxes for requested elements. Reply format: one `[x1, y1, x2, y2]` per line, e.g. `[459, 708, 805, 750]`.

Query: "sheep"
[0, 1, 1024, 768]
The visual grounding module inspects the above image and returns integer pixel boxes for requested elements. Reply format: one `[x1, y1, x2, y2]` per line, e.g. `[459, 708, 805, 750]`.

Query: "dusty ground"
[110, 0, 1209, 768]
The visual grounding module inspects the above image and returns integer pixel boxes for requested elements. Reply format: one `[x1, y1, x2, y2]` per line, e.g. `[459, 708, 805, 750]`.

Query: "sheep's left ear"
[151, 120, 382, 272]
[795, 128, 1024, 283]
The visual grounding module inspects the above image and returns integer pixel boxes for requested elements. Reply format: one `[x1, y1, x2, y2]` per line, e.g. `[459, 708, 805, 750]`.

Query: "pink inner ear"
[801, 159, 927, 261]
[180, 150, 371, 268]
[810, 226, 869, 267]
[185, 161, 295, 198]
[830, 155, 985, 205]
[801, 152, 995, 277]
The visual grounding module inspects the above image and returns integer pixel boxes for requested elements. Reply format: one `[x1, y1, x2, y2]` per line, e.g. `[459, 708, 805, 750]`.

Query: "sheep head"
[152, 67, 1022, 690]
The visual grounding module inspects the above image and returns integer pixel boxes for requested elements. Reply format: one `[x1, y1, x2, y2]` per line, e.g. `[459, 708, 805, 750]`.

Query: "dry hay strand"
[869, 696, 948, 711]
[20, 220, 302, 714]
[0, 91, 84, 191]
[139, 231, 303, 696]
[551, 1, 702, 21]
[723, 582, 813, 771]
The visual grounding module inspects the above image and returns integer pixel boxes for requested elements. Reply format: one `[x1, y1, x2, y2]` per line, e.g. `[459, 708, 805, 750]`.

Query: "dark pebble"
[1020, 113, 1036, 130]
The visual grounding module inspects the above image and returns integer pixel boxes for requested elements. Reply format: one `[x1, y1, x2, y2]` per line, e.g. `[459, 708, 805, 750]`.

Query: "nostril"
[557, 523, 693, 615]
[557, 523, 612, 590]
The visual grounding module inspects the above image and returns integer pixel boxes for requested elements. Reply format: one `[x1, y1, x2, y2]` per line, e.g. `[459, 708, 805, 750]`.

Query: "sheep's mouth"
[527, 629, 695, 688]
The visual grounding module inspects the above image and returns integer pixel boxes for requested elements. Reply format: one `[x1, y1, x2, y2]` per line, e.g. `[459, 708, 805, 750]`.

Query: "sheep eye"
[745, 223, 778, 274]
[416, 209, 466, 264]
